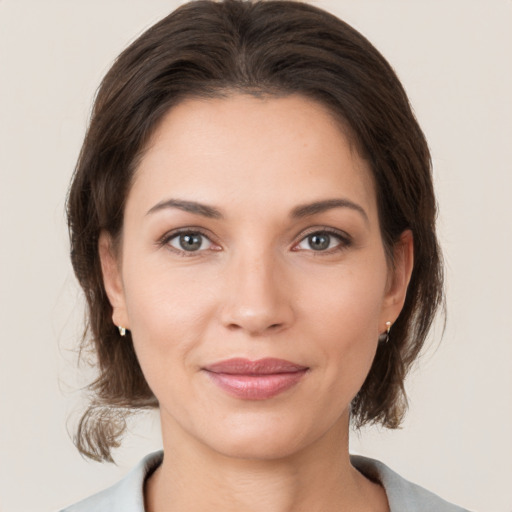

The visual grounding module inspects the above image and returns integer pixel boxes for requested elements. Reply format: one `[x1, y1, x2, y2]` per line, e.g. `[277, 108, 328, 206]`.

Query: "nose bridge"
[220, 243, 292, 334]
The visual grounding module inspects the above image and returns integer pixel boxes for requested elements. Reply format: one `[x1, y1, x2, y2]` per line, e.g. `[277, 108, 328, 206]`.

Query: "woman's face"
[101, 94, 412, 460]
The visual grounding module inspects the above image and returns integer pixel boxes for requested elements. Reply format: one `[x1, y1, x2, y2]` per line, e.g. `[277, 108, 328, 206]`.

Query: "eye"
[167, 232, 213, 252]
[295, 230, 349, 252]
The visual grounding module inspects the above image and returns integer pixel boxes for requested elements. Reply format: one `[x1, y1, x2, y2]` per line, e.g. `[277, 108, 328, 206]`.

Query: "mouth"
[202, 358, 309, 400]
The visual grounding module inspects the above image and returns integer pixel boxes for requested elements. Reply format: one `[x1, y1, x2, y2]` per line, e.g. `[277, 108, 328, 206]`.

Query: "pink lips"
[203, 358, 308, 400]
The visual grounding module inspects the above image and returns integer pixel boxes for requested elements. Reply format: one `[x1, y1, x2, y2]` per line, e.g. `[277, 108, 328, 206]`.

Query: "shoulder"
[58, 451, 163, 512]
[350, 454, 473, 512]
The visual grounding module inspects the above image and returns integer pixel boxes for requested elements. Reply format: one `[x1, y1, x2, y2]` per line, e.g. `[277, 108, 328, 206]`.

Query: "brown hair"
[67, 0, 443, 462]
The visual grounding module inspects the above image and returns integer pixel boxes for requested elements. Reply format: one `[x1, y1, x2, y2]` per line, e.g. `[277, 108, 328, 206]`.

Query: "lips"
[203, 358, 309, 400]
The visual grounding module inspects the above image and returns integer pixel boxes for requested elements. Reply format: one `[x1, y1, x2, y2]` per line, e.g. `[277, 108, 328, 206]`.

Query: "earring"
[118, 326, 127, 337]
[378, 321, 392, 343]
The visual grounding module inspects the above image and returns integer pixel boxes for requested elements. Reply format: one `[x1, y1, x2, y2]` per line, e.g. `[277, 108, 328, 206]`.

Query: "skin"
[100, 94, 413, 512]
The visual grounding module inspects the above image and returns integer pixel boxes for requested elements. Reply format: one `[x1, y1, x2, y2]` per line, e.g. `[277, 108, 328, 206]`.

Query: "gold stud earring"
[378, 321, 392, 343]
[118, 326, 127, 337]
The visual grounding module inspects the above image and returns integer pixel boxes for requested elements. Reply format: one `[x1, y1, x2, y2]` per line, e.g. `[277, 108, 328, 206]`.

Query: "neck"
[145, 415, 388, 512]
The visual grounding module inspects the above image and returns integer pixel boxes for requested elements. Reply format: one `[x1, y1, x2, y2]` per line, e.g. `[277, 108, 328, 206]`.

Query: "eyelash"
[158, 228, 218, 257]
[293, 227, 352, 254]
[158, 227, 352, 256]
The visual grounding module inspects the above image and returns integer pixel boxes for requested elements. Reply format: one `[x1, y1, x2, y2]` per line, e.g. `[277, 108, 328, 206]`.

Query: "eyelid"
[156, 225, 352, 255]
[292, 226, 352, 252]
[157, 227, 221, 254]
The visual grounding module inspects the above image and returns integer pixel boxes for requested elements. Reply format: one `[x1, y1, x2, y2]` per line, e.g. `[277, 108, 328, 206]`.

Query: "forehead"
[129, 94, 377, 221]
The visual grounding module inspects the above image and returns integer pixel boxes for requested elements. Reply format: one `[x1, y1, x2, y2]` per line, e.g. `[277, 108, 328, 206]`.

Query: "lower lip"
[205, 370, 307, 400]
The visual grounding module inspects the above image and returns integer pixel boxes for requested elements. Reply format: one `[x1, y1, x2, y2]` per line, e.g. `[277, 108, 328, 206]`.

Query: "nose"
[219, 250, 294, 336]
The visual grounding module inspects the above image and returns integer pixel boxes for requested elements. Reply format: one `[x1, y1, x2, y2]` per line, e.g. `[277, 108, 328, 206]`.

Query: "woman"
[62, 1, 469, 510]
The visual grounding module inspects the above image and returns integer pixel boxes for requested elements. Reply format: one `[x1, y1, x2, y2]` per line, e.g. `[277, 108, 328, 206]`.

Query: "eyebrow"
[146, 197, 369, 224]
[146, 198, 223, 219]
[291, 198, 369, 224]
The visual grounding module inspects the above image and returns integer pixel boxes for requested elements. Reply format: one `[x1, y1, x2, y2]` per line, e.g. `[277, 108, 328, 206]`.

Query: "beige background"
[0, 1, 511, 511]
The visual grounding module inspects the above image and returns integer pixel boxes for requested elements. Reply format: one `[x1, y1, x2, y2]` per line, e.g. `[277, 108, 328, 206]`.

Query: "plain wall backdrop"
[0, 1, 511, 511]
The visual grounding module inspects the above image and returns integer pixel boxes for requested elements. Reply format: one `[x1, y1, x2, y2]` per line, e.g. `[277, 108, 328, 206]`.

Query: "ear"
[380, 229, 414, 327]
[98, 231, 129, 330]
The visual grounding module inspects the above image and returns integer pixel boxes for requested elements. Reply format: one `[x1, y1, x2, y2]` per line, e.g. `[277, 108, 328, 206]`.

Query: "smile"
[203, 358, 309, 400]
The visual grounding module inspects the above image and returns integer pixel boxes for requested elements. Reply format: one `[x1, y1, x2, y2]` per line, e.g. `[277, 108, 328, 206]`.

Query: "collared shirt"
[60, 451, 471, 512]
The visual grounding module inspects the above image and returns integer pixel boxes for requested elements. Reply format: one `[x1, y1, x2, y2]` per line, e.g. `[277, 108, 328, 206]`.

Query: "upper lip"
[203, 358, 308, 375]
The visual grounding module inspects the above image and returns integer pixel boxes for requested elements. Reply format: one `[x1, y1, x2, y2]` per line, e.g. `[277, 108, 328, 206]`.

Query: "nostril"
[225, 321, 283, 333]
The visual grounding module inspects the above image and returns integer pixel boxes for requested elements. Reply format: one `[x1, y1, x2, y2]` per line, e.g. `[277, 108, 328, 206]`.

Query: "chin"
[210, 434, 307, 461]
[195, 410, 336, 462]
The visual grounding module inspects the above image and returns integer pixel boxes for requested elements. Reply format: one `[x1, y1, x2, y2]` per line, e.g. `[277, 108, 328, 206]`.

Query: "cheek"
[296, 256, 388, 380]
[120, 257, 218, 383]
[300, 256, 388, 336]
